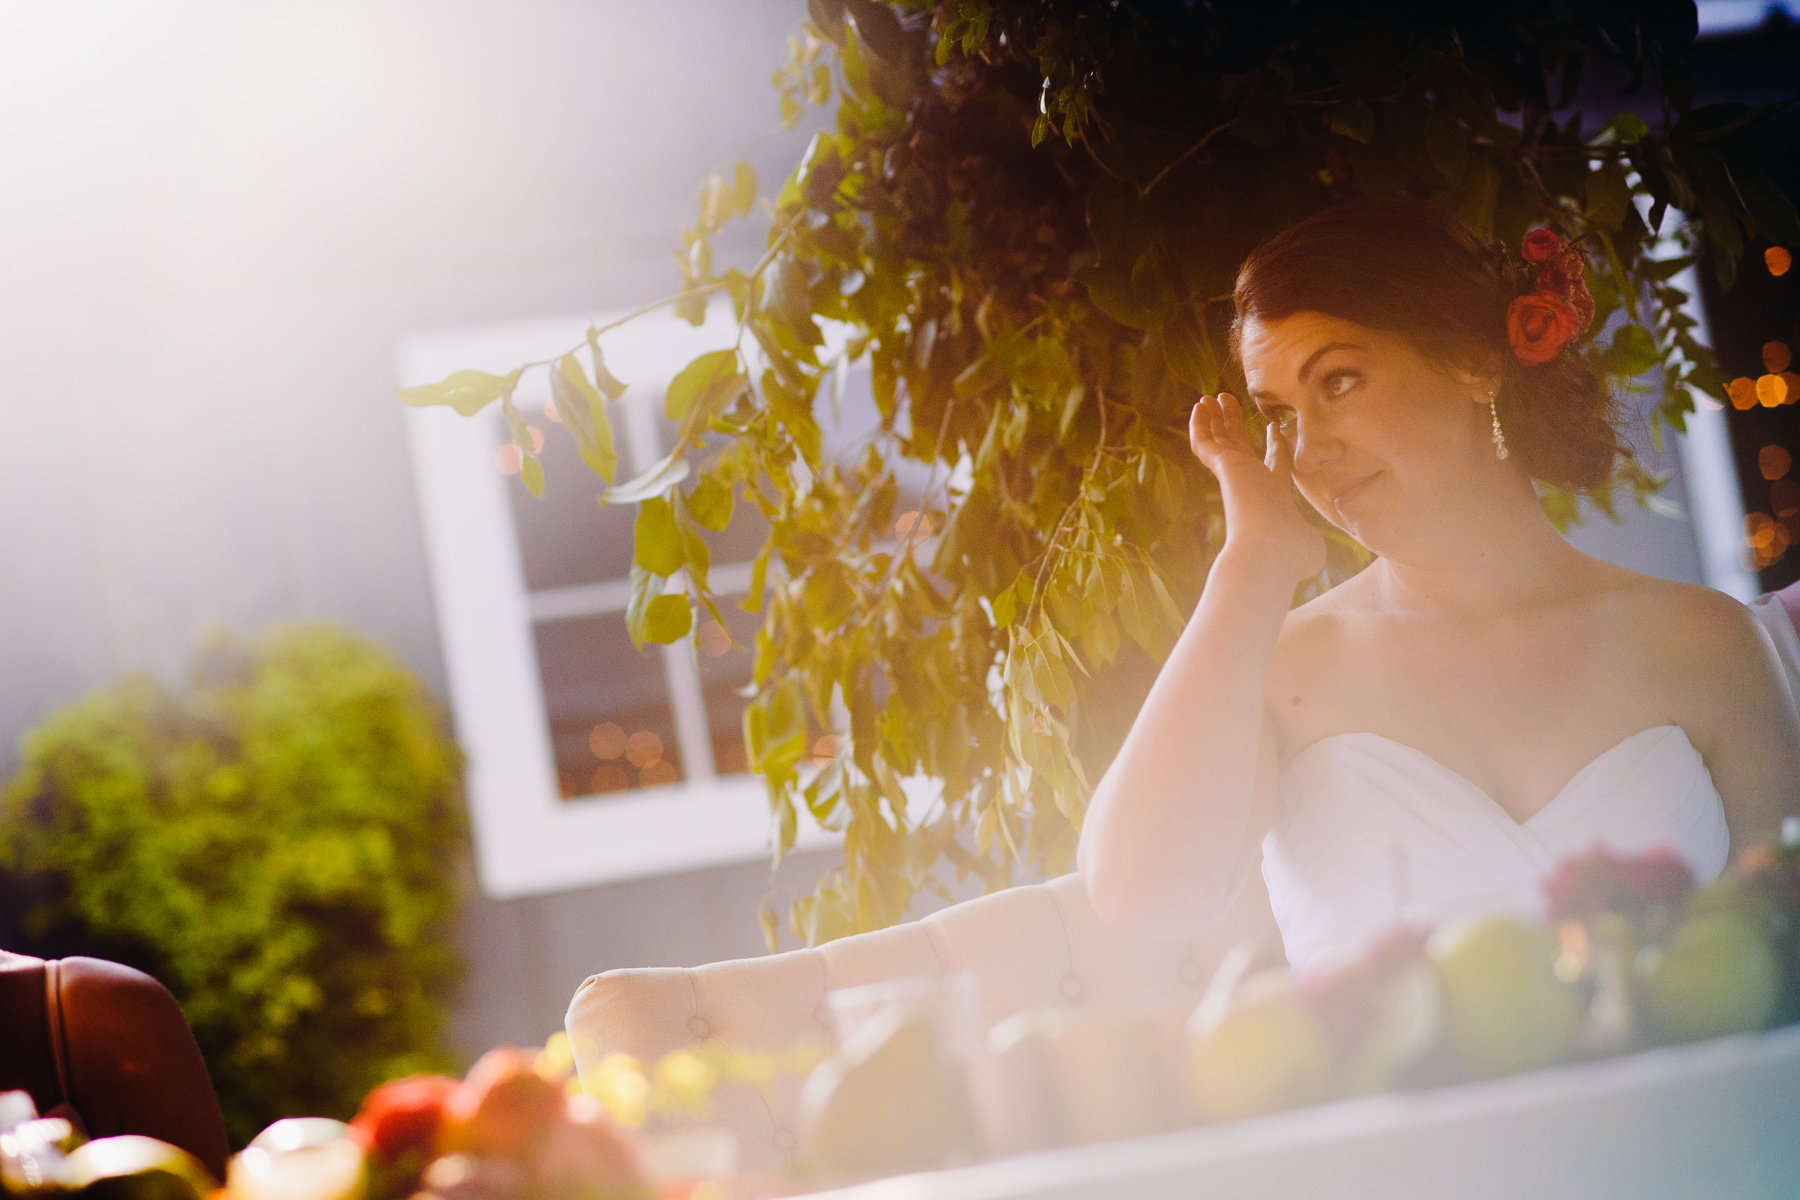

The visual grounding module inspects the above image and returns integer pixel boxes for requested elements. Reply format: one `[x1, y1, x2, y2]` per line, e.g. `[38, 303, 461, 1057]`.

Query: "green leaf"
[1162, 308, 1217, 393]
[602, 452, 691, 505]
[1424, 109, 1467, 184]
[672, 490, 712, 593]
[395, 368, 520, 417]
[584, 328, 628, 401]
[549, 354, 617, 482]
[625, 562, 663, 651]
[689, 475, 735, 531]
[1330, 99, 1375, 143]
[1585, 163, 1633, 232]
[1605, 111, 1650, 143]
[500, 394, 543, 499]
[643, 594, 693, 644]
[634, 497, 685, 577]
[1607, 324, 1661, 376]
[746, 678, 807, 775]
[665, 350, 748, 440]
[733, 161, 758, 219]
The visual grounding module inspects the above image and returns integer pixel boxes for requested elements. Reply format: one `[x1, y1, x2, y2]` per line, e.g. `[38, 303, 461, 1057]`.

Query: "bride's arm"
[1078, 394, 1323, 937]
[1692, 592, 1800, 846]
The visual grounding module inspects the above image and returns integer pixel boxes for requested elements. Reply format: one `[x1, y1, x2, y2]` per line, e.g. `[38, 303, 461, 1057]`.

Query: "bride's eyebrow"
[1248, 340, 1365, 410]
[1297, 341, 1363, 384]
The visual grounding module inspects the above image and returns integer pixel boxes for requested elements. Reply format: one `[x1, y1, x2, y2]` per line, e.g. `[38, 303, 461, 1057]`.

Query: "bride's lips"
[1330, 470, 1381, 510]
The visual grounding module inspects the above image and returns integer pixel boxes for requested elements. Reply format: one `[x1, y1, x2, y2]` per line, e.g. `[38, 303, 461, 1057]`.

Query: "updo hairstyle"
[1230, 198, 1624, 492]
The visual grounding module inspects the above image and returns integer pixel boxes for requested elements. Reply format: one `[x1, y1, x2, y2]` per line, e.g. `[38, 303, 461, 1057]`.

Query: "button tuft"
[687, 1016, 711, 1039]
[1059, 975, 1082, 1000]
[772, 1128, 797, 1151]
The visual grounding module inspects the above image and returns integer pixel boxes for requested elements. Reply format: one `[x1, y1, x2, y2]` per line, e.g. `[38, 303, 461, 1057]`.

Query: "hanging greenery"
[399, 0, 1800, 944]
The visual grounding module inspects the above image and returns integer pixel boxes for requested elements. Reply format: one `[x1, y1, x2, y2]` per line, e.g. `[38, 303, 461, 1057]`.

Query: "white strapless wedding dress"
[1262, 725, 1729, 972]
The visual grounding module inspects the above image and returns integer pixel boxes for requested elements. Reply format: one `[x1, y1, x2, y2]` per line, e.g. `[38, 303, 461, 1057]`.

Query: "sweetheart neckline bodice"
[1282, 724, 1689, 829]
[1264, 722, 1728, 971]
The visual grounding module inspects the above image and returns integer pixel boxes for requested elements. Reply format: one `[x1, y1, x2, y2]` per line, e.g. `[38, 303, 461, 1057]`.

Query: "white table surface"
[808, 1024, 1800, 1200]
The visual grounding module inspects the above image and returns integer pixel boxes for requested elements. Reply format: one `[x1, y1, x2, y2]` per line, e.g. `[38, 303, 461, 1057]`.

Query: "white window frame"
[399, 306, 835, 899]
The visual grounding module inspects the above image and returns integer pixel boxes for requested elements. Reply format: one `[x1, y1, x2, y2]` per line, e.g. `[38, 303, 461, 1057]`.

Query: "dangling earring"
[1488, 389, 1509, 461]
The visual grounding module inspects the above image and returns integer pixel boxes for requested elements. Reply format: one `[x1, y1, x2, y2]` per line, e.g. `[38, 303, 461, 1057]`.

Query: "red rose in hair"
[1521, 228, 1563, 264]
[1569, 283, 1596, 337]
[1535, 248, 1586, 294]
[1507, 292, 1580, 365]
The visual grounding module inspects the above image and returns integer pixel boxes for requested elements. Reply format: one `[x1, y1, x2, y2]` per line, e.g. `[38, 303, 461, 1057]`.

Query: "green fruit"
[797, 1014, 971, 1177]
[66, 1137, 214, 1200]
[1637, 909, 1779, 1044]
[1186, 971, 1331, 1121]
[1429, 916, 1583, 1076]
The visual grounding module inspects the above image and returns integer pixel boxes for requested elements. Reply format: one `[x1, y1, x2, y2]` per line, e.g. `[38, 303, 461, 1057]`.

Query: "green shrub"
[0, 623, 468, 1146]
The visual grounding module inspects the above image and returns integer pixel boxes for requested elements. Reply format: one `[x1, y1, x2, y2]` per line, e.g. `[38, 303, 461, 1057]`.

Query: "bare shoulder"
[1272, 571, 1360, 655]
[1590, 567, 1766, 670]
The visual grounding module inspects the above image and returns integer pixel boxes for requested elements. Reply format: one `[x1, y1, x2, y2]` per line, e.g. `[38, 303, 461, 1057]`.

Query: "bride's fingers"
[1189, 396, 1219, 455]
[1265, 422, 1295, 485]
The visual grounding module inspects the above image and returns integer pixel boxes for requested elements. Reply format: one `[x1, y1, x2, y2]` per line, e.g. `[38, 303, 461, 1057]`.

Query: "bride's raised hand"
[1188, 392, 1326, 582]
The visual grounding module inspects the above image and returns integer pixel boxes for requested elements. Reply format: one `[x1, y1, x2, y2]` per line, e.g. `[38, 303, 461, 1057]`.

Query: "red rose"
[1507, 292, 1580, 365]
[1569, 281, 1596, 337]
[1521, 228, 1563, 264]
[1534, 248, 1587, 294]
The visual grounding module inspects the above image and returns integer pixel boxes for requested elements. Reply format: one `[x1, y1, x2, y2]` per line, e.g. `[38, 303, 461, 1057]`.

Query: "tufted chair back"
[565, 870, 1278, 1173]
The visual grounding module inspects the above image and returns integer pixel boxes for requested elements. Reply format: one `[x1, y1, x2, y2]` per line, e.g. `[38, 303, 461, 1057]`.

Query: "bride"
[1077, 199, 1800, 971]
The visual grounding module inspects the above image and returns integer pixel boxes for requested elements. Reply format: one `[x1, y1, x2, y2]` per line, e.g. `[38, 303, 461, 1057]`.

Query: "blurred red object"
[349, 1074, 458, 1161]
[1543, 846, 1693, 921]
[441, 1049, 564, 1161]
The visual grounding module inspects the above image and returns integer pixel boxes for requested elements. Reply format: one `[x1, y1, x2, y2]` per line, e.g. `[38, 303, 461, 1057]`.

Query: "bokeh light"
[1763, 341, 1792, 373]
[698, 619, 734, 658]
[590, 721, 627, 760]
[809, 733, 841, 767]
[1757, 374, 1788, 407]
[1746, 511, 1790, 568]
[496, 443, 523, 474]
[590, 764, 631, 794]
[625, 730, 664, 769]
[1728, 377, 1758, 410]
[639, 760, 679, 787]
[1761, 445, 1793, 481]
[1773, 478, 1800, 517]
[1767, 246, 1792, 276]
[526, 425, 545, 452]
[544, 397, 562, 423]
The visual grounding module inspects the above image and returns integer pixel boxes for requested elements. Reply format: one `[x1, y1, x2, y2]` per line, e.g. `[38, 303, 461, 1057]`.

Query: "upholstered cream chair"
[564, 870, 1278, 1173]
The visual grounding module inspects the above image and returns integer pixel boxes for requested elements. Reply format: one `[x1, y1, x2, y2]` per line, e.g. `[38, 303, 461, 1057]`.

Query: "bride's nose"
[1289, 411, 1341, 475]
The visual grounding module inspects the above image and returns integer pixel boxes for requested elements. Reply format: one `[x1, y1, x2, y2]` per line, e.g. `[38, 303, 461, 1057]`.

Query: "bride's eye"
[1266, 408, 1296, 432]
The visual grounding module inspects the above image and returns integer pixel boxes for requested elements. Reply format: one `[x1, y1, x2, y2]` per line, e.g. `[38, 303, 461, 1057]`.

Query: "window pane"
[696, 599, 760, 776]
[534, 614, 685, 799]
[507, 416, 637, 591]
